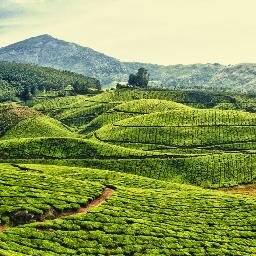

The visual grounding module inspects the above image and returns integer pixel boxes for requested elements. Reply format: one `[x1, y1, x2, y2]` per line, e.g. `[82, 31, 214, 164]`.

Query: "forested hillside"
[0, 61, 100, 102]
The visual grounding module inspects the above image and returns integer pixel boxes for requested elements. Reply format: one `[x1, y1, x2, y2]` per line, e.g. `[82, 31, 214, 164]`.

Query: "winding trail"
[60, 187, 114, 217]
[0, 187, 115, 234]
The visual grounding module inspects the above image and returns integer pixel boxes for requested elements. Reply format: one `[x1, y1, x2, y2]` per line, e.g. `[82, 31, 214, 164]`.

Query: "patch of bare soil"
[221, 184, 256, 196]
[0, 226, 8, 233]
[9, 105, 40, 118]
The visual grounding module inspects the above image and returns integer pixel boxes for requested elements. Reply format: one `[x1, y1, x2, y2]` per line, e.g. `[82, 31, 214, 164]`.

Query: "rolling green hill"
[2, 116, 73, 140]
[30, 88, 256, 133]
[0, 137, 157, 160]
[0, 104, 40, 136]
[0, 104, 73, 139]
[113, 98, 191, 113]
[83, 99, 191, 133]
[95, 109, 256, 147]
[32, 95, 117, 129]
[0, 88, 256, 255]
[1, 89, 255, 188]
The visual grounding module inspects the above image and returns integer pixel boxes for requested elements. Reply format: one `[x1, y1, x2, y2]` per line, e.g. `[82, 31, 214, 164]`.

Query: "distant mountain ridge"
[1, 34, 256, 92]
[0, 34, 126, 85]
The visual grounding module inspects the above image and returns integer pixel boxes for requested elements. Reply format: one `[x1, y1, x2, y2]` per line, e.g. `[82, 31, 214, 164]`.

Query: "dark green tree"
[128, 68, 149, 88]
[128, 74, 137, 86]
[73, 81, 89, 94]
[20, 86, 33, 101]
[137, 68, 149, 88]
[30, 85, 38, 96]
[0, 79, 16, 102]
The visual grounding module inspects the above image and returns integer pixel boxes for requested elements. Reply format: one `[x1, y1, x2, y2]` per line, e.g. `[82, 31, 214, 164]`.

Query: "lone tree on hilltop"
[128, 68, 149, 88]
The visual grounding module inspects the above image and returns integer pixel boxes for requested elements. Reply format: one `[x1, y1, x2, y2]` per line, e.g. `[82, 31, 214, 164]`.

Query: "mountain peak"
[24, 34, 57, 43]
[38, 34, 53, 38]
[34, 34, 55, 40]
[1, 34, 58, 49]
[0, 34, 125, 84]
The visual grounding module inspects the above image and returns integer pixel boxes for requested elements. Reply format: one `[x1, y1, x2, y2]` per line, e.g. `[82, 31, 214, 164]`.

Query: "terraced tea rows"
[0, 104, 74, 140]
[0, 164, 255, 255]
[35, 153, 255, 188]
[83, 99, 191, 132]
[1, 89, 256, 190]
[96, 109, 256, 148]
[32, 95, 118, 129]
[0, 105, 39, 137]
[1, 88, 256, 255]
[0, 164, 104, 227]
[0, 137, 158, 159]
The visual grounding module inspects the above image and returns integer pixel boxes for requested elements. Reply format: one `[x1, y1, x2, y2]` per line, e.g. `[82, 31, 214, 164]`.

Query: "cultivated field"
[0, 88, 256, 255]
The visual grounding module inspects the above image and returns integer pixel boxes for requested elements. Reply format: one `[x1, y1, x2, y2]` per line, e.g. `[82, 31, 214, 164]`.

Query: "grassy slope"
[31, 93, 193, 131]
[0, 164, 255, 255]
[0, 89, 256, 254]
[0, 104, 76, 143]
[2, 116, 73, 139]
[0, 104, 74, 140]
[83, 99, 191, 132]
[0, 137, 157, 159]
[0, 104, 38, 136]
[113, 99, 191, 113]
[31, 95, 90, 112]
[30, 90, 256, 134]
[32, 95, 117, 129]
[11, 153, 254, 188]
[81, 88, 256, 111]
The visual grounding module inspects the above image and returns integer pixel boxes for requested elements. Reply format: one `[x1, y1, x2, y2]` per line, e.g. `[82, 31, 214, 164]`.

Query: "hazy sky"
[1, 0, 256, 65]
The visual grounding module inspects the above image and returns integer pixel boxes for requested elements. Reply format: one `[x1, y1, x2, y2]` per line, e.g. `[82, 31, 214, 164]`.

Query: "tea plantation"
[0, 164, 256, 255]
[0, 88, 256, 255]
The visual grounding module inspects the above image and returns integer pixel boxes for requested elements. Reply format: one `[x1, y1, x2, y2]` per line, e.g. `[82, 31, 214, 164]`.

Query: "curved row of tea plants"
[83, 99, 191, 133]
[0, 137, 159, 159]
[0, 164, 255, 255]
[0, 104, 39, 137]
[0, 164, 104, 226]
[46, 153, 256, 188]
[96, 109, 256, 148]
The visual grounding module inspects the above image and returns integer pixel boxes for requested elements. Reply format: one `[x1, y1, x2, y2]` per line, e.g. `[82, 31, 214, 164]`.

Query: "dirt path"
[60, 187, 114, 217]
[78, 187, 114, 213]
[0, 187, 115, 233]
[221, 184, 256, 196]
